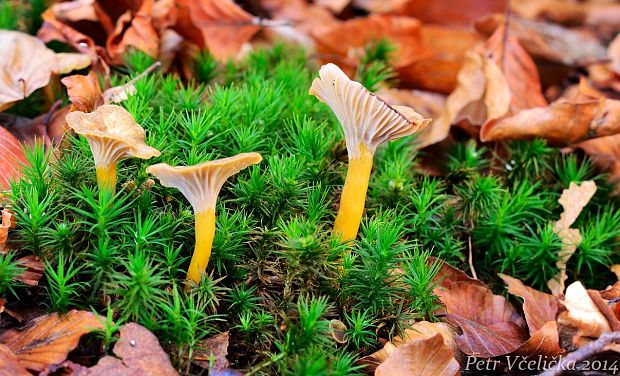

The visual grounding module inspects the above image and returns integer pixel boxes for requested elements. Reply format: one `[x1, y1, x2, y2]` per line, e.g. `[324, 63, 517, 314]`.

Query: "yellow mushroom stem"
[186, 208, 216, 283]
[333, 144, 374, 243]
[95, 163, 118, 194]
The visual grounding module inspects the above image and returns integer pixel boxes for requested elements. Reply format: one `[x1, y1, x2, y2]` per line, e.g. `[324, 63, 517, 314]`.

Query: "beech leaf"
[0, 310, 104, 372]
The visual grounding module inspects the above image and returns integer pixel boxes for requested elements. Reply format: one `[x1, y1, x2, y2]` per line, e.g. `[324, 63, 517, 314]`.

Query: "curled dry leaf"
[499, 274, 563, 356]
[359, 320, 459, 373]
[375, 334, 460, 376]
[193, 331, 230, 371]
[177, 0, 261, 61]
[0, 344, 29, 376]
[0, 127, 27, 191]
[480, 95, 620, 144]
[0, 30, 90, 111]
[499, 274, 558, 333]
[107, 0, 159, 63]
[61, 71, 104, 113]
[548, 181, 596, 295]
[329, 319, 347, 344]
[429, 24, 545, 147]
[315, 0, 350, 14]
[88, 323, 177, 376]
[0, 310, 104, 372]
[559, 282, 611, 340]
[475, 14, 607, 66]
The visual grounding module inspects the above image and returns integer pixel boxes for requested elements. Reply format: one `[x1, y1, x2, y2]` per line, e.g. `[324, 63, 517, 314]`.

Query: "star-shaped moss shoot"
[147, 153, 262, 283]
[309, 63, 431, 243]
[66, 105, 160, 194]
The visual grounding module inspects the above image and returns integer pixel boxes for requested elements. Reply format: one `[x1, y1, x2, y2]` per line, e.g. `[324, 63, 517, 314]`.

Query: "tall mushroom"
[66, 105, 160, 194]
[146, 153, 262, 283]
[309, 63, 431, 243]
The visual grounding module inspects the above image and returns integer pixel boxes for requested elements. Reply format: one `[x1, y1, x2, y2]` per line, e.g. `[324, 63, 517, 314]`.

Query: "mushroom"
[66, 104, 160, 194]
[146, 153, 262, 283]
[309, 63, 431, 243]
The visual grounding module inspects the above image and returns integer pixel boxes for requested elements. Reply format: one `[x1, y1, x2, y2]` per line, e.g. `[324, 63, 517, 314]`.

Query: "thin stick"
[468, 236, 478, 280]
[539, 332, 620, 376]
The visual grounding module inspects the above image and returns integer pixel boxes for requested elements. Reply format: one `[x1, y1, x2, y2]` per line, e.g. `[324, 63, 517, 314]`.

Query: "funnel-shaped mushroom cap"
[66, 104, 160, 167]
[146, 153, 262, 213]
[309, 63, 431, 158]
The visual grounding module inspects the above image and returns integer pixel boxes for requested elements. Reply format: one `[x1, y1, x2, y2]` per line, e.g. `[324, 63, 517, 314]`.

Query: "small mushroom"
[66, 105, 161, 194]
[146, 153, 262, 283]
[309, 63, 431, 243]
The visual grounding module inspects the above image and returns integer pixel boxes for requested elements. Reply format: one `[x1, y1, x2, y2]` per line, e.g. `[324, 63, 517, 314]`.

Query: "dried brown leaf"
[559, 282, 611, 339]
[499, 274, 558, 333]
[312, 15, 424, 73]
[397, 26, 481, 94]
[107, 0, 159, 63]
[15, 255, 44, 287]
[0, 210, 12, 251]
[61, 71, 104, 113]
[475, 14, 607, 66]
[0, 30, 90, 111]
[193, 331, 230, 371]
[0, 310, 104, 372]
[88, 323, 177, 376]
[446, 314, 528, 357]
[375, 334, 460, 376]
[177, 0, 261, 61]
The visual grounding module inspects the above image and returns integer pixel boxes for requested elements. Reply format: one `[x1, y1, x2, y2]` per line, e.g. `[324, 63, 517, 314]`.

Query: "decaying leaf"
[15, 255, 44, 287]
[428, 24, 545, 147]
[359, 320, 459, 373]
[193, 331, 230, 371]
[0, 127, 27, 191]
[548, 181, 597, 295]
[315, 0, 350, 14]
[0, 310, 104, 372]
[107, 0, 159, 63]
[0, 30, 90, 111]
[88, 323, 177, 376]
[61, 71, 104, 113]
[500, 274, 563, 356]
[177, 0, 261, 61]
[375, 334, 460, 376]
[0, 344, 29, 376]
[480, 96, 620, 144]
[475, 14, 607, 66]
[559, 281, 612, 339]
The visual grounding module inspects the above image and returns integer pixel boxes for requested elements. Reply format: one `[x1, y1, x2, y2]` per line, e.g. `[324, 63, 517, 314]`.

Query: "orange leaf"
[61, 71, 104, 113]
[107, 0, 160, 63]
[499, 274, 558, 333]
[0, 344, 29, 376]
[0, 310, 104, 372]
[177, 0, 261, 61]
[0, 127, 27, 191]
[313, 15, 424, 73]
[15, 255, 44, 287]
[375, 334, 460, 376]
